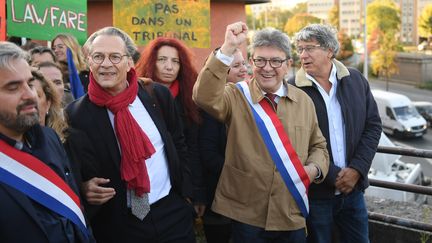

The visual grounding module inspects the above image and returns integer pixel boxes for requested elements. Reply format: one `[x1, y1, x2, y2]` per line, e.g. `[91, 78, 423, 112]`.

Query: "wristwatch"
[313, 165, 322, 182]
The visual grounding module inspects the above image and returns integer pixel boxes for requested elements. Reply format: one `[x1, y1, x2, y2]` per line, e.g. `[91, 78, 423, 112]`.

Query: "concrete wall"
[369, 220, 432, 243]
[87, 1, 247, 70]
[391, 53, 432, 85]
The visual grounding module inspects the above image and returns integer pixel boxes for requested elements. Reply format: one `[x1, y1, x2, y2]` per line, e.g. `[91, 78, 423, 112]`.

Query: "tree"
[328, 5, 339, 29]
[291, 3, 307, 15]
[370, 31, 399, 91]
[246, 6, 293, 31]
[259, 9, 293, 31]
[337, 31, 354, 60]
[366, 0, 400, 36]
[284, 13, 321, 36]
[419, 4, 432, 44]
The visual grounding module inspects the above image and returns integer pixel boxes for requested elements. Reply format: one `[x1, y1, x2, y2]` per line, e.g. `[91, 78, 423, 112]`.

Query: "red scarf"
[88, 68, 155, 196]
[158, 79, 180, 98]
[169, 80, 180, 98]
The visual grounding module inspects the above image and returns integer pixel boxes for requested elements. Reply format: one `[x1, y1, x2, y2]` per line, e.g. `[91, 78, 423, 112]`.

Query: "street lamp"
[363, 0, 368, 78]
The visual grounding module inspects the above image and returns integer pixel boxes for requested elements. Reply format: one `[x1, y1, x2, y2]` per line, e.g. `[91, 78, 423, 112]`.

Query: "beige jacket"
[193, 53, 329, 230]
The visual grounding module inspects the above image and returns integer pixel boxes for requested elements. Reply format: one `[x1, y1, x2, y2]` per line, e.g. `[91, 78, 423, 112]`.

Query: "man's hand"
[220, 22, 248, 56]
[81, 177, 116, 205]
[335, 168, 360, 194]
[138, 77, 153, 86]
[304, 164, 318, 182]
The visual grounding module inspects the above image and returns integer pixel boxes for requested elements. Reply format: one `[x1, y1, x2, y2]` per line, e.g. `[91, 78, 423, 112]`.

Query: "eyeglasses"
[296, 45, 322, 55]
[252, 58, 287, 68]
[91, 53, 129, 64]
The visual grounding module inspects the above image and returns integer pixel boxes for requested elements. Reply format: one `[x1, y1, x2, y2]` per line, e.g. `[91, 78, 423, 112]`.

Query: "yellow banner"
[113, 0, 210, 48]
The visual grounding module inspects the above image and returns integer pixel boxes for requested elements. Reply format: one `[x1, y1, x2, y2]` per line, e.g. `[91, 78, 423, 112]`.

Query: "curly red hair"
[136, 37, 200, 124]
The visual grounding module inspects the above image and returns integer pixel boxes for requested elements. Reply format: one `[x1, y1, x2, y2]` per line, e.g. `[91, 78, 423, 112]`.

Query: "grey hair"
[249, 28, 292, 59]
[84, 27, 137, 57]
[0, 41, 30, 71]
[295, 24, 339, 58]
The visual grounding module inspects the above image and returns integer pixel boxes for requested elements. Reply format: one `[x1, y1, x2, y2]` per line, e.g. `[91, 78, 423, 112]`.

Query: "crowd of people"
[0, 21, 381, 243]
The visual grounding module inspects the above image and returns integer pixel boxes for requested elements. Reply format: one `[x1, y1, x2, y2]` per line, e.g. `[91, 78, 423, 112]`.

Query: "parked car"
[412, 101, 432, 127]
[372, 90, 427, 138]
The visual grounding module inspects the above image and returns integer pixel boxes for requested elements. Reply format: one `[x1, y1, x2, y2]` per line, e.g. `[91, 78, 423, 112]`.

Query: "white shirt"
[306, 64, 347, 171]
[107, 96, 171, 204]
[261, 82, 287, 104]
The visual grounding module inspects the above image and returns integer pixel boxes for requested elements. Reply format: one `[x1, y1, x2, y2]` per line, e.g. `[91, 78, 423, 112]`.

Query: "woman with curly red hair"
[136, 37, 205, 216]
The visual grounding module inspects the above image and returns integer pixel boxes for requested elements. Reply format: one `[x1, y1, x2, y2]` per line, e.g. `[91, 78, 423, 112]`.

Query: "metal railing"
[368, 145, 432, 232]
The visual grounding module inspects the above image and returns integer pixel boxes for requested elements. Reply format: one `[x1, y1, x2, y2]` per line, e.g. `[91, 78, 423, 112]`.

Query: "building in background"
[307, 0, 337, 23]
[339, 0, 366, 38]
[249, 0, 428, 46]
[337, 0, 429, 44]
[411, 0, 429, 45]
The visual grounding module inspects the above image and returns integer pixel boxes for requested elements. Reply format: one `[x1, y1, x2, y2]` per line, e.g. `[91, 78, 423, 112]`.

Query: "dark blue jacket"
[289, 60, 382, 199]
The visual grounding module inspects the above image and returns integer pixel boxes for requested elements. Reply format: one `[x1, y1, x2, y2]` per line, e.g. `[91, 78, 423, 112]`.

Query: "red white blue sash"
[236, 81, 310, 217]
[0, 139, 89, 240]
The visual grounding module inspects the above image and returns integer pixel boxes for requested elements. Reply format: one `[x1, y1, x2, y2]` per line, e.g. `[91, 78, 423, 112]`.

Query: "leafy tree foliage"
[366, 0, 400, 36]
[246, 6, 293, 31]
[419, 4, 432, 39]
[370, 30, 399, 82]
[291, 3, 307, 15]
[337, 31, 354, 60]
[328, 5, 339, 29]
[366, 0, 400, 84]
[284, 13, 321, 36]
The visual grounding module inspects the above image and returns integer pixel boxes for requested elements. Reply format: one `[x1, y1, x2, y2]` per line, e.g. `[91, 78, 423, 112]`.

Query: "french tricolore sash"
[0, 139, 89, 240]
[236, 81, 310, 217]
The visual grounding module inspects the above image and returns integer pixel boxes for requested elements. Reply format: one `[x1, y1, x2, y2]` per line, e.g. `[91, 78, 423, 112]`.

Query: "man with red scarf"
[65, 27, 196, 243]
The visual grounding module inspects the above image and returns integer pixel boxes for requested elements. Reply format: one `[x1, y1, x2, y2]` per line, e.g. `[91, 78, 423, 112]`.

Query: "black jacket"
[198, 111, 227, 209]
[174, 97, 206, 203]
[290, 60, 382, 199]
[0, 125, 94, 243]
[65, 83, 192, 242]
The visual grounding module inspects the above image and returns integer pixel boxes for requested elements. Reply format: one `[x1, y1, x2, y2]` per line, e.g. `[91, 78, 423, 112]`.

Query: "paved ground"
[366, 196, 432, 224]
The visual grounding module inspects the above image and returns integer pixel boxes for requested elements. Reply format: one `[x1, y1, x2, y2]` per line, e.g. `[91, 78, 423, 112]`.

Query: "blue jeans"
[232, 220, 306, 243]
[307, 189, 369, 243]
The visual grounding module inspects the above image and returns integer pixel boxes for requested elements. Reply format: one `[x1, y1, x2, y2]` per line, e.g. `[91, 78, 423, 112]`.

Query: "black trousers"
[203, 223, 232, 243]
[124, 191, 196, 243]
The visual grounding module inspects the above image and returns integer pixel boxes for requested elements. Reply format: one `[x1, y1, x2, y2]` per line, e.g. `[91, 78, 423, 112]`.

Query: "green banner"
[7, 0, 87, 44]
[113, 0, 210, 48]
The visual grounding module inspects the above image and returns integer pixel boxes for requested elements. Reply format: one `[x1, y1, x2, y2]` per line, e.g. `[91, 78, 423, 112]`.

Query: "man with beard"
[0, 42, 93, 243]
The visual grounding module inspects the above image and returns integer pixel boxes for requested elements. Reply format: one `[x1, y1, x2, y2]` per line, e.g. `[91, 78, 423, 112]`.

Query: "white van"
[371, 90, 427, 138]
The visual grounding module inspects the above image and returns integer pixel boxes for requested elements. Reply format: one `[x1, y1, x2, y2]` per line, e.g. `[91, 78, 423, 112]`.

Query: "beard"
[0, 100, 39, 134]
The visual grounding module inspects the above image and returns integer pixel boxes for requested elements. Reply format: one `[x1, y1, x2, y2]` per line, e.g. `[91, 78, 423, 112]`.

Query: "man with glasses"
[290, 24, 381, 243]
[65, 27, 196, 243]
[193, 22, 329, 243]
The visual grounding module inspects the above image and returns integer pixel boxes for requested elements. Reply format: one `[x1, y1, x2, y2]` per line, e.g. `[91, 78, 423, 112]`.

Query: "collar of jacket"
[294, 59, 350, 87]
[248, 78, 299, 104]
